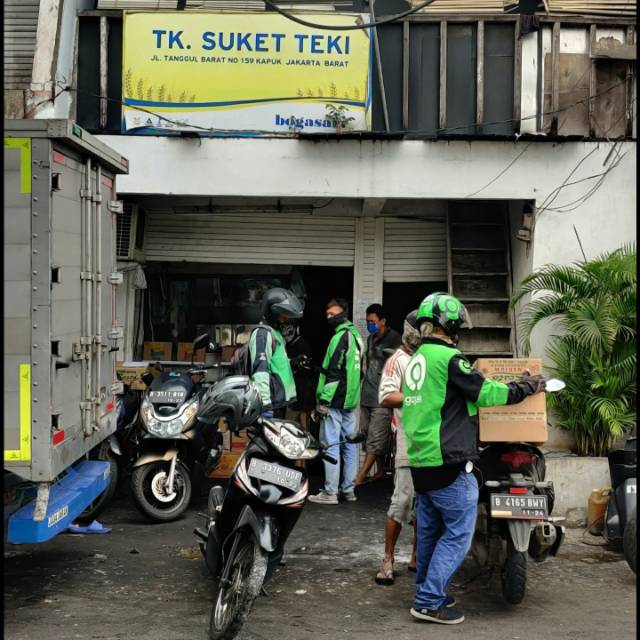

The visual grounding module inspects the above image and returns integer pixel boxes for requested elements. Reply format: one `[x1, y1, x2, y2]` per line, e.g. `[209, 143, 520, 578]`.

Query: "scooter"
[604, 435, 636, 573]
[194, 393, 364, 640]
[131, 334, 222, 522]
[471, 441, 565, 604]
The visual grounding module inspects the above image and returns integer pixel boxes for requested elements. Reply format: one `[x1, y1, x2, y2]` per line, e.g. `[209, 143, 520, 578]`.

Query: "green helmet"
[416, 292, 472, 339]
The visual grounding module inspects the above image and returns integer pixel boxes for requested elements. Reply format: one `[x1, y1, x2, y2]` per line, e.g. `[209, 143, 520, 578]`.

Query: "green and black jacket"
[249, 325, 297, 412]
[316, 320, 364, 410]
[402, 338, 534, 467]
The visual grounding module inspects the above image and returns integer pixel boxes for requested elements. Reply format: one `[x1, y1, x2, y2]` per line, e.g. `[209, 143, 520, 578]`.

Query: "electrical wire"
[261, 0, 438, 30]
[464, 141, 534, 198]
[51, 79, 632, 141]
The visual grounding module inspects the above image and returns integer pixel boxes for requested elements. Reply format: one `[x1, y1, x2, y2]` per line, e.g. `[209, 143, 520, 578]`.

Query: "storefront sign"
[122, 11, 372, 135]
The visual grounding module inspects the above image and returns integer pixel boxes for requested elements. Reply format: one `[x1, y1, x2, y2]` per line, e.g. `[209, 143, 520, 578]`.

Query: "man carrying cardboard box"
[402, 292, 546, 626]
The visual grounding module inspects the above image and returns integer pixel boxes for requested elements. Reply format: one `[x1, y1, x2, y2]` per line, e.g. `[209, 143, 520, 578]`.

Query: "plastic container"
[587, 488, 611, 535]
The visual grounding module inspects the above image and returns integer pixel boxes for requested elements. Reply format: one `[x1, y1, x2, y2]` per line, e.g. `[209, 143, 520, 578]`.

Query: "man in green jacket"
[403, 292, 546, 625]
[248, 288, 304, 419]
[309, 297, 364, 505]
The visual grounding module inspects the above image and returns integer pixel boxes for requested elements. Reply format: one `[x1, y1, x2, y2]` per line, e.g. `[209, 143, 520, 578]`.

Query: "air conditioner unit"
[116, 203, 139, 260]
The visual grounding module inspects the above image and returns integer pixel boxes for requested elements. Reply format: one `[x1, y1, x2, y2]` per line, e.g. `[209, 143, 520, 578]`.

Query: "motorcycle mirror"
[545, 378, 566, 393]
[346, 432, 366, 444]
[141, 371, 154, 387]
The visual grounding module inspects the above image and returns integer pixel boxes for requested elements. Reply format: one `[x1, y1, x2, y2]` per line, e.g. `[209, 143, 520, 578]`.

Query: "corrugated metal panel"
[383, 217, 447, 282]
[143, 212, 356, 266]
[353, 217, 383, 335]
[3, 0, 40, 90]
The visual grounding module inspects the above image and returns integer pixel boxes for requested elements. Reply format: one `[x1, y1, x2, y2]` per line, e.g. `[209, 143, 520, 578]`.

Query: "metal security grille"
[383, 217, 447, 283]
[143, 211, 356, 266]
[116, 203, 135, 259]
[3, 0, 40, 90]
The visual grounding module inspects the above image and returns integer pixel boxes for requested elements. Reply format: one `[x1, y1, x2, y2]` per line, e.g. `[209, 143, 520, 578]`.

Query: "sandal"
[374, 559, 395, 585]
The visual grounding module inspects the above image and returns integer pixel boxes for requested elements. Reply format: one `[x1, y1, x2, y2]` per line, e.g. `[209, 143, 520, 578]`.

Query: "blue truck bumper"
[7, 460, 110, 544]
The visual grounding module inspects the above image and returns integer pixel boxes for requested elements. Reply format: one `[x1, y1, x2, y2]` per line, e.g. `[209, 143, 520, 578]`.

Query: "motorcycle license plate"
[149, 390, 186, 403]
[490, 493, 548, 520]
[247, 458, 302, 492]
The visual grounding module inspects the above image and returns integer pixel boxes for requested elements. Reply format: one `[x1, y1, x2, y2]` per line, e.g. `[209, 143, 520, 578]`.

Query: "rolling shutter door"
[4, 0, 40, 90]
[383, 217, 447, 282]
[143, 212, 356, 266]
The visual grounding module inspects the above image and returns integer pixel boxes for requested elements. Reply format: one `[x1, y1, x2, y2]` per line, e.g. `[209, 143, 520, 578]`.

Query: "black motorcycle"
[193, 376, 364, 640]
[604, 435, 636, 574]
[471, 442, 565, 604]
[131, 334, 222, 522]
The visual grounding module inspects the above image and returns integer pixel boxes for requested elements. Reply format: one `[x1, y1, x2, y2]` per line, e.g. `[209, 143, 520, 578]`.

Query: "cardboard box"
[474, 358, 547, 444]
[176, 342, 206, 363]
[221, 345, 237, 363]
[143, 341, 173, 361]
[208, 452, 242, 479]
[116, 361, 150, 391]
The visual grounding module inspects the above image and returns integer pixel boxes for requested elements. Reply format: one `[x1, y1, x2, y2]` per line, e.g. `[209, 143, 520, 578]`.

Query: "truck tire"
[623, 507, 637, 574]
[131, 460, 192, 522]
[77, 452, 119, 525]
[501, 539, 528, 604]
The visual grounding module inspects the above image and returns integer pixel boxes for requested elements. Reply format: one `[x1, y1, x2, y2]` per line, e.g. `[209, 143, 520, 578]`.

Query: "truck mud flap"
[7, 461, 110, 544]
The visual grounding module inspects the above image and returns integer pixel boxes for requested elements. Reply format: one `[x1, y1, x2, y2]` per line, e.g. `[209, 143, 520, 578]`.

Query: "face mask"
[367, 321, 378, 335]
[328, 313, 346, 329]
[281, 323, 296, 343]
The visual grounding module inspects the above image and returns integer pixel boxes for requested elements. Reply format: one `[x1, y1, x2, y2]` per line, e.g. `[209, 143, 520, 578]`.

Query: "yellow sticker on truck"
[4, 363, 32, 463]
[4, 137, 32, 193]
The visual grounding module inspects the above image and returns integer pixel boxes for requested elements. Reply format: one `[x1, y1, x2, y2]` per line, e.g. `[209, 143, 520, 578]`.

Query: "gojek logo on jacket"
[404, 354, 426, 405]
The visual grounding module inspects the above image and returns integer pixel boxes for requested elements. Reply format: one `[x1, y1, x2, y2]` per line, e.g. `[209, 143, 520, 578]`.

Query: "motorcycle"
[193, 380, 364, 640]
[131, 334, 222, 522]
[604, 435, 636, 574]
[471, 441, 565, 604]
[77, 381, 141, 524]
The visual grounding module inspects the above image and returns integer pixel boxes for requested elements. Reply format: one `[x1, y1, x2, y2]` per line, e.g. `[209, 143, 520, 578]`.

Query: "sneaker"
[410, 605, 464, 625]
[340, 491, 357, 502]
[308, 491, 339, 505]
[444, 594, 457, 608]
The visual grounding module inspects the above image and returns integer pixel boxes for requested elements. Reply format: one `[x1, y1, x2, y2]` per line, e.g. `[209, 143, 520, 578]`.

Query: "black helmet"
[198, 375, 262, 431]
[405, 309, 418, 328]
[261, 287, 304, 325]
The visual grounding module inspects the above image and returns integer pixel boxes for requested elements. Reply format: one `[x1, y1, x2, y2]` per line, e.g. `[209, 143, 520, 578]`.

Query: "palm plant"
[512, 244, 636, 456]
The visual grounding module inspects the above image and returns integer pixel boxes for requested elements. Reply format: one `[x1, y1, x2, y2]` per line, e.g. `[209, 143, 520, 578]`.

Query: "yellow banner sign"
[122, 11, 372, 134]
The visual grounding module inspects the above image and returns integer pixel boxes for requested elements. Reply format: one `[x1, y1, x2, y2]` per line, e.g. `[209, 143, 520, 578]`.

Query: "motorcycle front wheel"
[209, 532, 268, 640]
[501, 539, 528, 604]
[623, 507, 637, 574]
[131, 460, 192, 522]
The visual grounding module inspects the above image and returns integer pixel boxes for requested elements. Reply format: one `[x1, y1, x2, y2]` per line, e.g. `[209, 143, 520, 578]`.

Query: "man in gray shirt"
[355, 304, 402, 486]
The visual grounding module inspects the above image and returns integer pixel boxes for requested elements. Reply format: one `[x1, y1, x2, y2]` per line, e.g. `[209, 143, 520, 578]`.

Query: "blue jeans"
[319, 408, 358, 495]
[414, 471, 479, 610]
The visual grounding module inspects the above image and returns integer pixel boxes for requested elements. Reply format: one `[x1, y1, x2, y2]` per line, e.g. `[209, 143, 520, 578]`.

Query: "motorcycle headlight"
[140, 398, 199, 438]
[263, 422, 318, 460]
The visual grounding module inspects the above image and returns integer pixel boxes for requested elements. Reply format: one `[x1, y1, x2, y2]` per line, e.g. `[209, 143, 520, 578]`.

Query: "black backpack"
[228, 326, 277, 376]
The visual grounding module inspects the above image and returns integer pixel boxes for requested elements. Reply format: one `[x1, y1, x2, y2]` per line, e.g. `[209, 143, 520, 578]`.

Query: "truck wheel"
[623, 507, 637, 574]
[131, 460, 192, 522]
[77, 452, 119, 525]
[501, 539, 528, 604]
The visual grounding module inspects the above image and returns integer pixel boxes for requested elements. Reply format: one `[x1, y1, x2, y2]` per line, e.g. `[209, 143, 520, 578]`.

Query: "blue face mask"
[367, 321, 378, 335]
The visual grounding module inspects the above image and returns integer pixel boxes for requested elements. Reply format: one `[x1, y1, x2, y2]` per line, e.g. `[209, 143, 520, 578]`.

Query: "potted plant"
[325, 104, 355, 133]
[511, 244, 636, 456]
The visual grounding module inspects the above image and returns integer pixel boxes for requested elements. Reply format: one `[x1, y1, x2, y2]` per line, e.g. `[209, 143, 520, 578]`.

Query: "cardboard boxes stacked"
[474, 358, 548, 445]
[209, 426, 249, 479]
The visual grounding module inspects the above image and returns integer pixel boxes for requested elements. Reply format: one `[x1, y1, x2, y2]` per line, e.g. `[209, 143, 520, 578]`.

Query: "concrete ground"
[4, 475, 636, 640]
